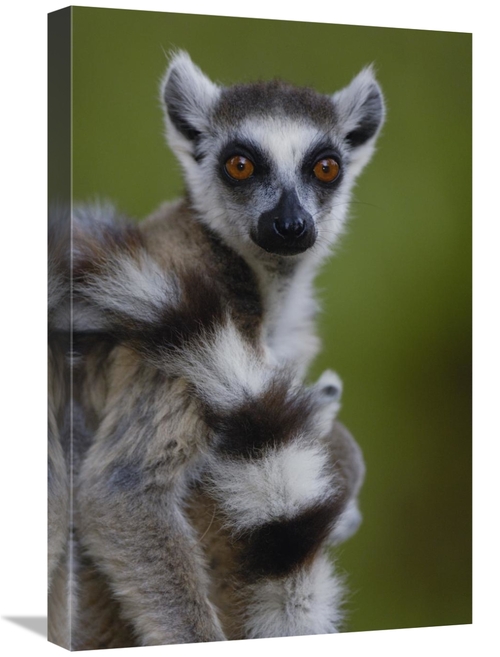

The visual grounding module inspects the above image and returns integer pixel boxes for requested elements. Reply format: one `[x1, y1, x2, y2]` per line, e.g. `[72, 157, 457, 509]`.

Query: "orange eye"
[313, 158, 340, 183]
[225, 155, 255, 181]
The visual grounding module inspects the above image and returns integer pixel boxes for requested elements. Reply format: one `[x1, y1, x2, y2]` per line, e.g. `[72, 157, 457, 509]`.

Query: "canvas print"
[48, 7, 472, 650]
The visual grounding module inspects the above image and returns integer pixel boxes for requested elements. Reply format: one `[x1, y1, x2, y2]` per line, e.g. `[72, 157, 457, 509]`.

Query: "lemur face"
[214, 115, 344, 256]
[162, 52, 385, 260]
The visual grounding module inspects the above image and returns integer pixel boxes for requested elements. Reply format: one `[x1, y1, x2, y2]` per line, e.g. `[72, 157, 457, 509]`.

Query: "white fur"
[83, 251, 180, 322]
[243, 552, 345, 638]
[208, 442, 336, 531]
[263, 259, 321, 376]
[177, 320, 272, 410]
[238, 117, 320, 188]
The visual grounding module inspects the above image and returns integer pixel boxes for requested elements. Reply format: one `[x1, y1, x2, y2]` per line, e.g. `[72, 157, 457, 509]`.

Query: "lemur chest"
[261, 277, 320, 374]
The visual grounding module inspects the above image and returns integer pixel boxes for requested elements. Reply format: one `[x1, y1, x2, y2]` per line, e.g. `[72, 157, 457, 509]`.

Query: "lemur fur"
[48, 51, 384, 648]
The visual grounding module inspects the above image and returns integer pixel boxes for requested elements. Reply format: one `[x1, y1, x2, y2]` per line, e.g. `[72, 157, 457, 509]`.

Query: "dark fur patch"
[345, 86, 384, 147]
[238, 499, 342, 581]
[167, 104, 201, 144]
[207, 377, 315, 458]
[163, 67, 203, 144]
[215, 79, 337, 128]
[126, 268, 227, 357]
[72, 265, 227, 365]
[71, 331, 117, 357]
[72, 221, 145, 281]
[204, 228, 263, 341]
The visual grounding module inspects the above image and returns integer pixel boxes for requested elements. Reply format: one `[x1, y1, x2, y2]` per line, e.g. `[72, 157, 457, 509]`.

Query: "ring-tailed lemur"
[48, 51, 384, 648]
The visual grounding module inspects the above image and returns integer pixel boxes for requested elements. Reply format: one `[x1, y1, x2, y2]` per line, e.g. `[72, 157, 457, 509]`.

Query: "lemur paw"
[309, 370, 343, 438]
[314, 370, 343, 403]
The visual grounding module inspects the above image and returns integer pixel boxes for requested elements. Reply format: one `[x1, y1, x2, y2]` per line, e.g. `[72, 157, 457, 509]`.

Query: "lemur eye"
[313, 158, 340, 183]
[225, 155, 255, 181]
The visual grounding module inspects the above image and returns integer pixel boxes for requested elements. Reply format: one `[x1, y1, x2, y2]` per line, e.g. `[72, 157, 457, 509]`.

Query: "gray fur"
[48, 51, 384, 647]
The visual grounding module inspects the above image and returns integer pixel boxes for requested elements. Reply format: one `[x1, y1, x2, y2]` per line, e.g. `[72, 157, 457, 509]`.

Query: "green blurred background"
[71, 7, 472, 634]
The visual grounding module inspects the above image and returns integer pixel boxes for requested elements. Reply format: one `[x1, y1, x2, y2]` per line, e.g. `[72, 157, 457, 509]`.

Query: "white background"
[0, 1, 494, 655]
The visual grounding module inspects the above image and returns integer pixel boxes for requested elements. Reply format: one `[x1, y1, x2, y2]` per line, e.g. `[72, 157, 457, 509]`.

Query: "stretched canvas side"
[48, 7, 72, 650]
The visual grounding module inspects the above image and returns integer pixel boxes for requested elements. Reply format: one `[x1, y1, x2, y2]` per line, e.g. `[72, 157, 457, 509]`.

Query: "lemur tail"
[56, 202, 362, 639]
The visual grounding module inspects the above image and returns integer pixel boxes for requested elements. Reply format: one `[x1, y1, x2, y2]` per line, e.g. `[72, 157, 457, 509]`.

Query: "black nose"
[273, 216, 306, 239]
[253, 190, 316, 256]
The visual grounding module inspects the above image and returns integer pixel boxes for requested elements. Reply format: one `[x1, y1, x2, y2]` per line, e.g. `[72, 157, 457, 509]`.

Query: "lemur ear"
[332, 66, 385, 166]
[162, 51, 221, 151]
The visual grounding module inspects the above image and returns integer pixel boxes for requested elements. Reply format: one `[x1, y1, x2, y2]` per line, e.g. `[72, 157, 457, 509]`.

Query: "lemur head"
[162, 51, 385, 261]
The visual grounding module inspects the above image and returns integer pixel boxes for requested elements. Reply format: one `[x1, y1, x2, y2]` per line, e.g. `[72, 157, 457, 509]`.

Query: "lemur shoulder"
[48, 51, 385, 648]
